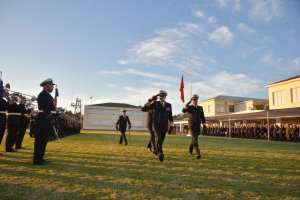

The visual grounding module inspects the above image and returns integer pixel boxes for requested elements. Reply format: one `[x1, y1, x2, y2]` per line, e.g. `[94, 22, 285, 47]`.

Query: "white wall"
[83, 105, 147, 131]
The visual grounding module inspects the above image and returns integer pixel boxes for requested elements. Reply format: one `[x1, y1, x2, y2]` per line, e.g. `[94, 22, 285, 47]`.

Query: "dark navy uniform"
[145, 91, 174, 161]
[141, 96, 156, 154]
[0, 98, 8, 145]
[182, 95, 206, 159]
[15, 103, 31, 149]
[33, 78, 56, 165]
[116, 110, 131, 145]
[6, 101, 21, 152]
[29, 113, 36, 138]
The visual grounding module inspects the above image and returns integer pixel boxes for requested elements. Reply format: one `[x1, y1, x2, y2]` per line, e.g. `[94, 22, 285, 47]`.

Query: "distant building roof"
[202, 95, 268, 102]
[87, 102, 141, 109]
[267, 75, 300, 86]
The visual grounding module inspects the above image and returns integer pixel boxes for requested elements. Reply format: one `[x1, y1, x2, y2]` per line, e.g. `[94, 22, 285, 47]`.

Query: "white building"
[83, 103, 147, 131]
[199, 95, 268, 117]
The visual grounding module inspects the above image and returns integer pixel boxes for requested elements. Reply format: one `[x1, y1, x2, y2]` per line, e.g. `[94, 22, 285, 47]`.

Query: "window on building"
[291, 87, 300, 103]
[272, 91, 285, 105]
[228, 105, 234, 112]
[203, 106, 207, 113]
[216, 104, 225, 112]
[208, 105, 213, 113]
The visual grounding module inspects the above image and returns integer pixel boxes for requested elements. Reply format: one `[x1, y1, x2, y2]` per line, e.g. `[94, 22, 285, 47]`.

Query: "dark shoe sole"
[33, 162, 48, 165]
[159, 153, 164, 162]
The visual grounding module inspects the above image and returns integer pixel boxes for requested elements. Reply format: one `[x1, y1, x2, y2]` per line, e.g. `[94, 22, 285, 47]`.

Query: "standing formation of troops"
[0, 91, 32, 152]
[0, 78, 82, 165]
[204, 123, 300, 142]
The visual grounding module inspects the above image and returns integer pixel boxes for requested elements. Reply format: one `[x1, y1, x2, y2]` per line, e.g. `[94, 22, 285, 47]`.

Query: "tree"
[249, 103, 269, 111]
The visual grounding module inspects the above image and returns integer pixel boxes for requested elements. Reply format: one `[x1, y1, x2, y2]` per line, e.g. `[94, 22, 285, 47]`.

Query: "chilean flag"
[54, 87, 59, 109]
[179, 75, 184, 103]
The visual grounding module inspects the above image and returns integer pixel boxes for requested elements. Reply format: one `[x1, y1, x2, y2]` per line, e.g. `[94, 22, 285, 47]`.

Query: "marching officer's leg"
[33, 125, 44, 164]
[5, 125, 18, 152]
[0, 118, 5, 145]
[155, 130, 165, 161]
[123, 131, 128, 145]
[41, 126, 50, 160]
[15, 124, 27, 149]
[147, 140, 152, 151]
[193, 133, 201, 159]
[150, 130, 157, 154]
[119, 132, 123, 144]
[189, 144, 193, 155]
[189, 130, 193, 155]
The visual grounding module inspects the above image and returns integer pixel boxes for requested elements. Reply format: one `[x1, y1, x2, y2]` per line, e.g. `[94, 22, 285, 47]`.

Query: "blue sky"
[0, 0, 299, 114]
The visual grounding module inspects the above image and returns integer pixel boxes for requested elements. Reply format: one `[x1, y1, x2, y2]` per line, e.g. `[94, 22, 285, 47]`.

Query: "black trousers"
[147, 130, 156, 152]
[33, 124, 50, 163]
[0, 116, 6, 145]
[29, 121, 36, 138]
[153, 129, 166, 154]
[119, 130, 128, 144]
[15, 123, 28, 148]
[5, 124, 19, 151]
[189, 130, 200, 155]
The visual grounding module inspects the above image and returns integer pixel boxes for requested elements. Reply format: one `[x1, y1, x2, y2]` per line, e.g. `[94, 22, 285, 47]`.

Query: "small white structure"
[82, 102, 147, 131]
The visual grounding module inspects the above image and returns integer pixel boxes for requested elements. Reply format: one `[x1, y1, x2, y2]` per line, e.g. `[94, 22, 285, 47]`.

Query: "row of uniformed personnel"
[0, 78, 82, 166]
[0, 91, 32, 152]
[203, 124, 300, 142]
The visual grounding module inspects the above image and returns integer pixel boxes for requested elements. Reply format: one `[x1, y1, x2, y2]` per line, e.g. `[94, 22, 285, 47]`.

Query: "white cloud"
[184, 71, 264, 103]
[107, 84, 116, 88]
[98, 70, 122, 75]
[260, 52, 273, 64]
[124, 86, 135, 92]
[233, 0, 242, 10]
[98, 68, 176, 82]
[118, 22, 204, 66]
[117, 59, 129, 65]
[193, 9, 205, 18]
[238, 23, 255, 33]
[130, 37, 178, 60]
[215, 0, 230, 7]
[208, 26, 234, 44]
[208, 16, 217, 25]
[250, 0, 282, 23]
[291, 57, 300, 70]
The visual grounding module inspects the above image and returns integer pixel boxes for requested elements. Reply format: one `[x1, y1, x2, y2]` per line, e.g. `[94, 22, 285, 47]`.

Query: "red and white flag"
[179, 75, 184, 103]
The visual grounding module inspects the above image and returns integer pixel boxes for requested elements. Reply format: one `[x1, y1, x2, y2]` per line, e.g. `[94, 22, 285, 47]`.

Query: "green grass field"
[0, 130, 299, 200]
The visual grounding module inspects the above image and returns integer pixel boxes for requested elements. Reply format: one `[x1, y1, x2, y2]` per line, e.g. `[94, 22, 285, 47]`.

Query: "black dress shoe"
[42, 159, 50, 164]
[33, 161, 47, 165]
[6, 149, 17, 152]
[197, 154, 201, 159]
[158, 153, 164, 162]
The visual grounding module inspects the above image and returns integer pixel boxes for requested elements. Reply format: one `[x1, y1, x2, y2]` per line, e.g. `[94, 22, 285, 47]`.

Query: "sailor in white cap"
[182, 94, 206, 159]
[15, 96, 32, 149]
[33, 78, 56, 165]
[143, 90, 174, 162]
[0, 89, 9, 145]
